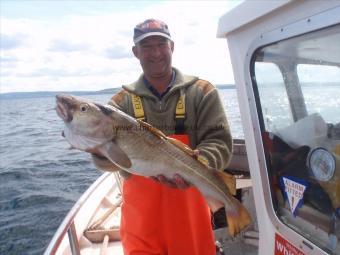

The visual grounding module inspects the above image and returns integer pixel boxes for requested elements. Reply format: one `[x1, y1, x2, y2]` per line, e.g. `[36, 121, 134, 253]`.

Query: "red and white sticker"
[275, 233, 305, 255]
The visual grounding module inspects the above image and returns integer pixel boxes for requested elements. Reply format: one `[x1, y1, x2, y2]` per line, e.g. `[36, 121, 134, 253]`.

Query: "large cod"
[55, 94, 251, 237]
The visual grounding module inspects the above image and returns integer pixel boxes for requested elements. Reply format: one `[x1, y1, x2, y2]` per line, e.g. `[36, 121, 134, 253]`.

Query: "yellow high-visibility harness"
[130, 91, 186, 134]
[130, 94, 145, 121]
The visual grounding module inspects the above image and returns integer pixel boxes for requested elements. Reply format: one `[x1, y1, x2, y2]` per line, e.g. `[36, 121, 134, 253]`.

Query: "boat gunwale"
[44, 172, 112, 255]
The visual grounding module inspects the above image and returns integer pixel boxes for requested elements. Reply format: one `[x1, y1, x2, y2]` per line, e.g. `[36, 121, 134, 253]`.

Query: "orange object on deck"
[120, 134, 216, 255]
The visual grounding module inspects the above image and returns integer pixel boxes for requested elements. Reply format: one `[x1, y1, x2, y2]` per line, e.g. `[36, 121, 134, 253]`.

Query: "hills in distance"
[0, 85, 236, 100]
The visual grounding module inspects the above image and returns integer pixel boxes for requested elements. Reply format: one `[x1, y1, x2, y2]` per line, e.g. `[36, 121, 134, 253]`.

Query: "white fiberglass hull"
[45, 172, 124, 255]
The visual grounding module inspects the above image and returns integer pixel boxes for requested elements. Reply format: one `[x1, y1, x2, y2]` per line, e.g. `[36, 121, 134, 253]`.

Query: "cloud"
[0, 55, 18, 72]
[104, 44, 132, 59]
[18, 67, 90, 78]
[0, 33, 26, 50]
[0, 1, 240, 93]
[0, 55, 17, 63]
[48, 39, 91, 52]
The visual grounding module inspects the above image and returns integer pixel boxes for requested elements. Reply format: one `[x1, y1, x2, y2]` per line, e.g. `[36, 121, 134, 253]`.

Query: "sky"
[0, 0, 242, 93]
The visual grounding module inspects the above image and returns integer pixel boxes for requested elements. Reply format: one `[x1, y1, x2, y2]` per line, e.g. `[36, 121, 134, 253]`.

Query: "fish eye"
[80, 104, 89, 112]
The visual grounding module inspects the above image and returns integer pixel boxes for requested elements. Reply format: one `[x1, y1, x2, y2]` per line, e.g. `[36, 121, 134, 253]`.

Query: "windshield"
[251, 24, 340, 254]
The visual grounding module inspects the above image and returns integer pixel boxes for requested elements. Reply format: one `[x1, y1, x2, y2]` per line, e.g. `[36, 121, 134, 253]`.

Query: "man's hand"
[151, 174, 190, 189]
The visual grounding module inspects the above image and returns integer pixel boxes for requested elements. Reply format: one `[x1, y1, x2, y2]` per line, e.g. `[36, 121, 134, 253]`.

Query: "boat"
[46, 1, 340, 254]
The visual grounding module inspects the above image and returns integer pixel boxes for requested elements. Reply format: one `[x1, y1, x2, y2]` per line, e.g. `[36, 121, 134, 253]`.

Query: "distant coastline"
[0, 88, 121, 100]
[2, 82, 339, 100]
[0, 84, 236, 100]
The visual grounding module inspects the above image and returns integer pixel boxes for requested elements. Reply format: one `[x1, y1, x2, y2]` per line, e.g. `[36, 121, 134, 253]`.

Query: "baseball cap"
[133, 19, 172, 44]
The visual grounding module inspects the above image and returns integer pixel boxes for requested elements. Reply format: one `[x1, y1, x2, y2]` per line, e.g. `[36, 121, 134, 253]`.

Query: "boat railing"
[44, 172, 114, 255]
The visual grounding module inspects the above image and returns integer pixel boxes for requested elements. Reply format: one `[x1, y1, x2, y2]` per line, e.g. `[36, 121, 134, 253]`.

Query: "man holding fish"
[95, 18, 233, 254]
[56, 19, 251, 255]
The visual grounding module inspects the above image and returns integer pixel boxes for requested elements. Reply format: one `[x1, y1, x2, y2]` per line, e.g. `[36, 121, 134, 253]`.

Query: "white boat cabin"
[218, 1, 340, 254]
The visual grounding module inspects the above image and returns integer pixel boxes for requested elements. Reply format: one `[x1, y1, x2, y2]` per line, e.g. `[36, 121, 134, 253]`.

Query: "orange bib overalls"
[119, 93, 215, 255]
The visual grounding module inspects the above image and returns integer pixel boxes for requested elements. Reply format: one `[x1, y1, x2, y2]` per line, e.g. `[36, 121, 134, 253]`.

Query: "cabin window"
[255, 62, 293, 131]
[297, 64, 340, 124]
[251, 24, 340, 254]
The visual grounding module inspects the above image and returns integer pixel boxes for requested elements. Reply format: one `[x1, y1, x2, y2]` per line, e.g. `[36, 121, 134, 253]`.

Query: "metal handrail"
[68, 222, 80, 255]
[44, 172, 112, 255]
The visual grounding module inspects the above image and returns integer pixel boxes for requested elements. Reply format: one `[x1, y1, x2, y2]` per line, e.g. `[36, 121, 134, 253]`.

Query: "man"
[92, 19, 232, 255]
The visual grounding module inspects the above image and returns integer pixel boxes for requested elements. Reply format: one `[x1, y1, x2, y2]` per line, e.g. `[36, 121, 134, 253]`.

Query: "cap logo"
[138, 20, 167, 30]
[133, 19, 171, 44]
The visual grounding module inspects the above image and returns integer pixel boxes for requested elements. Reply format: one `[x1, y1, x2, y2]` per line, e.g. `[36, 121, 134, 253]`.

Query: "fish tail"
[225, 201, 252, 237]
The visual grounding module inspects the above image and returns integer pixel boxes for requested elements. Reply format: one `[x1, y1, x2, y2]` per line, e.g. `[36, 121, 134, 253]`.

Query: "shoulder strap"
[130, 91, 186, 132]
[131, 93, 145, 121]
[175, 91, 185, 118]
[175, 90, 186, 134]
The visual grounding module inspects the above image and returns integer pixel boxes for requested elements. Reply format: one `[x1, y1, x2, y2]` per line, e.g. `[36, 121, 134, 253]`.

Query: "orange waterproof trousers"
[120, 134, 216, 255]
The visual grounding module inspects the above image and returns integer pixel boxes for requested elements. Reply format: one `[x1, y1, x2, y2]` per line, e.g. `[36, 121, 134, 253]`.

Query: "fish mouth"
[55, 95, 73, 122]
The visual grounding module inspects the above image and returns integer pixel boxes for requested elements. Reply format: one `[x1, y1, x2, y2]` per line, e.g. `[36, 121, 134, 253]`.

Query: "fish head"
[55, 94, 116, 150]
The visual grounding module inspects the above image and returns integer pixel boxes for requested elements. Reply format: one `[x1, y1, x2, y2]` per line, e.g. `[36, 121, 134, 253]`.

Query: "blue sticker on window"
[280, 176, 308, 216]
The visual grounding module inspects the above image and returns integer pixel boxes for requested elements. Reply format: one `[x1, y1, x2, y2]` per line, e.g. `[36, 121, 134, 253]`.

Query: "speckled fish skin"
[55, 94, 251, 236]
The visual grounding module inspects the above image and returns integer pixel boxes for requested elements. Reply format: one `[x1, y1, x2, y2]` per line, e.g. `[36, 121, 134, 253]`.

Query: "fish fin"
[206, 196, 252, 237]
[196, 154, 210, 167]
[167, 137, 196, 156]
[206, 196, 224, 212]
[166, 137, 209, 165]
[225, 200, 252, 237]
[137, 119, 167, 139]
[216, 171, 236, 196]
[165, 138, 209, 166]
[136, 120, 205, 163]
[97, 142, 132, 169]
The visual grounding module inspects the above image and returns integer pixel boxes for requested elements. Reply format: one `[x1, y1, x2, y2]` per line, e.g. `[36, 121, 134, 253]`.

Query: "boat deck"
[78, 182, 259, 255]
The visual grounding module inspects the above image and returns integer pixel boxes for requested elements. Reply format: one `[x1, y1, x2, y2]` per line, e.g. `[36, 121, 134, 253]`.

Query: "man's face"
[132, 36, 174, 79]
